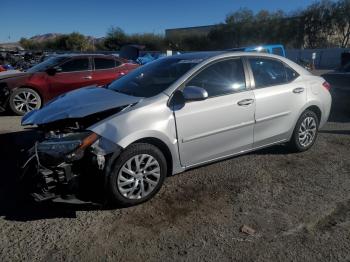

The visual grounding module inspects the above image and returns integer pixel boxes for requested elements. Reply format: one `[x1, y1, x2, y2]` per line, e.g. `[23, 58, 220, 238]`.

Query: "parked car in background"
[21, 52, 331, 206]
[322, 62, 350, 115]
[322, 62, 350, 92]
[0, 54, 139, 115]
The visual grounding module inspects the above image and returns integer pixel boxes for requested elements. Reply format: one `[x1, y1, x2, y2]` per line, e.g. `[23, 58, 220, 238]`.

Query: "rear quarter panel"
[303, 75, 332, 128]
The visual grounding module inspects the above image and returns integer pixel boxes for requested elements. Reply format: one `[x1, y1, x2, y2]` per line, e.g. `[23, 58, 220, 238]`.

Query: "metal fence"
[286, 48, 350, 70]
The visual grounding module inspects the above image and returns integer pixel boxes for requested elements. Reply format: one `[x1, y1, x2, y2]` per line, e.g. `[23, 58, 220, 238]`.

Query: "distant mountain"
[29, 33, 104, 43]
[30, 33, 63, 42]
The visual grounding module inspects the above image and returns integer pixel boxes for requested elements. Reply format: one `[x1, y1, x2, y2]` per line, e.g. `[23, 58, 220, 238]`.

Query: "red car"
[0, 54, 139, 115]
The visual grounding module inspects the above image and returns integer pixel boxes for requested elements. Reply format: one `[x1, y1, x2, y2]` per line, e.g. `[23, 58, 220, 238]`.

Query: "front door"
[47, 57, 94, 100]
[174, 58, 255, 167]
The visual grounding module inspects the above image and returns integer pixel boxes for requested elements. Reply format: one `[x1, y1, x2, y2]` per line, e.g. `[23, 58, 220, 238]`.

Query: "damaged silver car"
[22, 52, 332, 206]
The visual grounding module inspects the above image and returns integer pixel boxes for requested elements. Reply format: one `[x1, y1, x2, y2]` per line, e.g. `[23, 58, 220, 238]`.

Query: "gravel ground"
[0, 105, 349, 261]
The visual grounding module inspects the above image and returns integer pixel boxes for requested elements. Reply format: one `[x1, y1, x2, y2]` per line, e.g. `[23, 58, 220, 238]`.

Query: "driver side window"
[60, 58, 90, 72]
[186, 58, 246, 97]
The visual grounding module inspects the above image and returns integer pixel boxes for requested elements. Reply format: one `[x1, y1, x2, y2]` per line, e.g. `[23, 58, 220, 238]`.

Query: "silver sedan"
[22, 51, 332, 206]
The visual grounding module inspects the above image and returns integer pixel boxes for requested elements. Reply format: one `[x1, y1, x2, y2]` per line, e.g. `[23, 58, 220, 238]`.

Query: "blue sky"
[1, 0, 316, 42]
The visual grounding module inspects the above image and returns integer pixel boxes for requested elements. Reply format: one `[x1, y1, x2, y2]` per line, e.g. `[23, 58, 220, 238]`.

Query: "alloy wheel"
[13, 91, 39, 113]
[298, 116, 317, 147]
[117, 154, 161, 200]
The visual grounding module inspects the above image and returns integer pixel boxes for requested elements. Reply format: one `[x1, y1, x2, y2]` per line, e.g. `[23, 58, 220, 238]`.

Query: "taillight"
[322, 81, 331, 91]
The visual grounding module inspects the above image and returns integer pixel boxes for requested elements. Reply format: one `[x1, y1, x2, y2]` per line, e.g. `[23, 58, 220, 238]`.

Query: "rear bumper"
[319, 90, 332, 129]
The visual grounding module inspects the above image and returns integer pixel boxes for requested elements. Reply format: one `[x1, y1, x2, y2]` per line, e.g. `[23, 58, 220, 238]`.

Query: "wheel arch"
[287, 103, 323, 141]
[305, 105, 322, 124]
[297, 100, 324, 126]
[132, 137, 173, 177]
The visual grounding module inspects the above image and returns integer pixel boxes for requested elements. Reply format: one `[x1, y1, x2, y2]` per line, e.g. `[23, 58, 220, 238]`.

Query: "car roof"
[54, 53, 118, 58]
[170, 51, 224, 60]
[171, 51, 286, 62]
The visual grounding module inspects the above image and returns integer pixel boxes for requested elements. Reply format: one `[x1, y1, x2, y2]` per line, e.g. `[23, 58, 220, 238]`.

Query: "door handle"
[237, 99, 254, 106]
[293, 87, 304, 94]
[83, 76, 92, 80]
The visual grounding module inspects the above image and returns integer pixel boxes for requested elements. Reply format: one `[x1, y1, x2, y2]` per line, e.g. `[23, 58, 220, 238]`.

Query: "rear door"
[247, 57, 306, 147]
[47, 57, 93, 99]
[92, 57, 126, 86]
[174, 58, 255, 167]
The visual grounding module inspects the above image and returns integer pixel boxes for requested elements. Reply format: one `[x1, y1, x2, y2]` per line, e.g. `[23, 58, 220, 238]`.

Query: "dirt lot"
[0, 106, 349, 261]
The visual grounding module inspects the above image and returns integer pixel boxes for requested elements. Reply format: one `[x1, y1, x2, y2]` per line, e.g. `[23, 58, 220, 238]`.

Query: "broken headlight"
[37, 131, 99, 162]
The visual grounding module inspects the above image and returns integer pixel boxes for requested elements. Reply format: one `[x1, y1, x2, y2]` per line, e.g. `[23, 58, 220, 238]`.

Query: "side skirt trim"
[184, 138, 288, 169]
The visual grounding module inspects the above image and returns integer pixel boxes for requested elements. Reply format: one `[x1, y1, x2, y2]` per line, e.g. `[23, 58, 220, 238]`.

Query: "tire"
[9, 88, 42, 116]
[105, 143, 167, 206]
[288, 110, 319, 152]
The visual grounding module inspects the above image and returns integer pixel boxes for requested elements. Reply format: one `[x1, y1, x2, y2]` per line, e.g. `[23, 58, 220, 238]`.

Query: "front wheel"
[288, 110, 319, 152]
[105, 143, 167, 206]
[9, 88, 42, 115]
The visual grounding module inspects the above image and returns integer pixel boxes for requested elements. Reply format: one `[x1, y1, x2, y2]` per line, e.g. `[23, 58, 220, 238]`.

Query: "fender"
[88, 95, 185, 175]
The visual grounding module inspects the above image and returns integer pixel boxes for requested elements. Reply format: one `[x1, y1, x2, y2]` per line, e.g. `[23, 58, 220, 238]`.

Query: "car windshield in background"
[27, 56, 68, 73]
[108, 57, 202, 97]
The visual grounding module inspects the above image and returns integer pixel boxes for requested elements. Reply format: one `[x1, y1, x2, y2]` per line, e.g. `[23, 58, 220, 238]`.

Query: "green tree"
[104, 27, 127, 50]
[332, 0, 350, 47]
[127, 33, 166, 50]
[65, 32, 90, 51]
[302, 0, 334, 48]
[19, 37, 42, 50]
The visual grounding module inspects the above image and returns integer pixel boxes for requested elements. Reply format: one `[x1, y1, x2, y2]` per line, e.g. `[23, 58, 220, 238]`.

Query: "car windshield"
[108, 57, 202, 97]
[27, 56, 68, 73]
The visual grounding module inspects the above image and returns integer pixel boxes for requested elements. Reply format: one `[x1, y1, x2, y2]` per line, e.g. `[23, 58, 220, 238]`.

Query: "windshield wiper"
[111, 89, 136, 96]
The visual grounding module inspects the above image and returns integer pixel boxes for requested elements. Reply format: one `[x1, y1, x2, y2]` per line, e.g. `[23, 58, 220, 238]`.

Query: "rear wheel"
[9, 88, 42, 115]
[288, 110, 319, 152]
[105, 143, 167, 206]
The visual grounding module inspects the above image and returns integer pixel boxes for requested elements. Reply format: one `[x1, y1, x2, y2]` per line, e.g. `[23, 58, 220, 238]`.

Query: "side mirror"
[46, 66, 62, 76]
[182, 86, 208, 101]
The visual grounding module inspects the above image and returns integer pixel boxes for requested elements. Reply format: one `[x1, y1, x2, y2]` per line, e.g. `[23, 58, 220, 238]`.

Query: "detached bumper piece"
[31, 162, 83, 203]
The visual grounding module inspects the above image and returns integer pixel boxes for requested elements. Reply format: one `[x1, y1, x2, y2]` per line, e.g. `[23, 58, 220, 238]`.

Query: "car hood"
[0, 70, 28, 80]
[22, 86, 142, 126]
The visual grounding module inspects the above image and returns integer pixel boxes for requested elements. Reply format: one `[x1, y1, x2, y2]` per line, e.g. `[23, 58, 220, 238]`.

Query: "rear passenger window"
[285, 65, 299, 81]
[186, 58, 246, 97]
[60, 58, 89, 72]
[94, 58, 116, 70]
[249, 58, 298, 88]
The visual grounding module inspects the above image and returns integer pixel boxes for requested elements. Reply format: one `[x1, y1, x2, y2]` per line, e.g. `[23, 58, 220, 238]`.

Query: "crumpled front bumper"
[22, 136, 122, 204]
